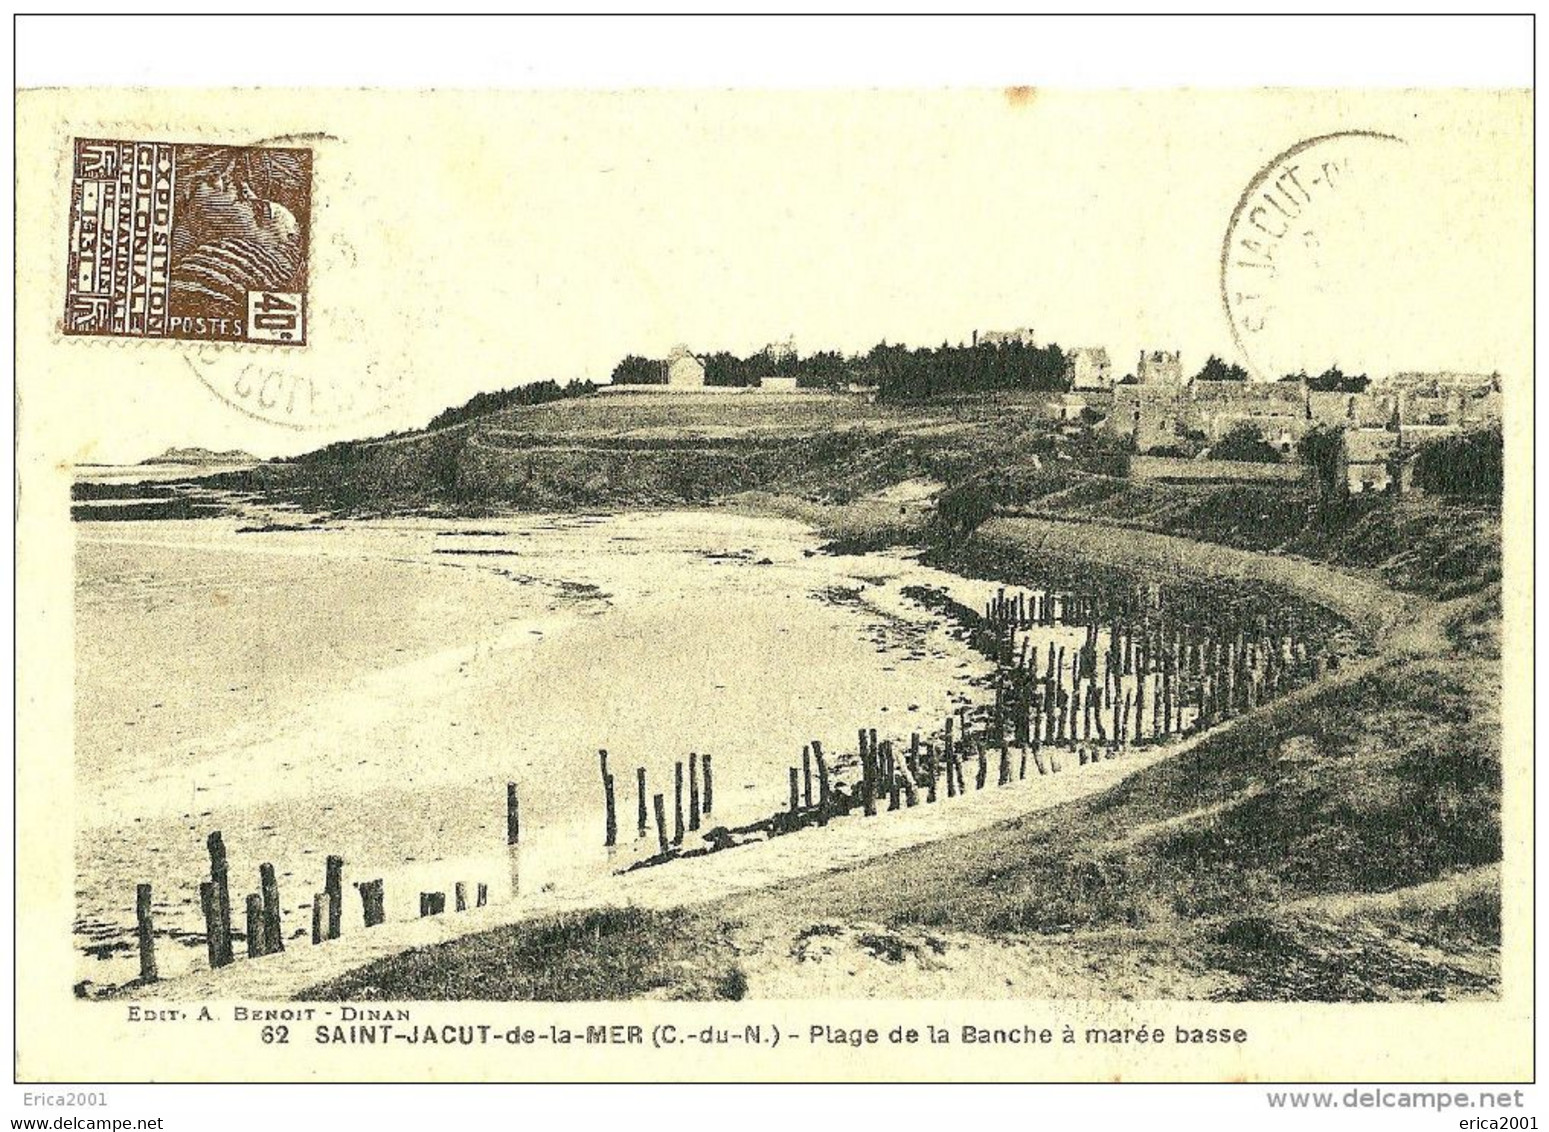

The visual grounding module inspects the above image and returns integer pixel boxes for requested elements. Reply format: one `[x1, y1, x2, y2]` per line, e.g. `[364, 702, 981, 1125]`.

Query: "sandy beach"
[76, 508, 1048, 988]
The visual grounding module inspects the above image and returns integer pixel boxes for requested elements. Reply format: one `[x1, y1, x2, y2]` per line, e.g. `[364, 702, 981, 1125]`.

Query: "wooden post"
[673, 761, 685, 845]
[325, 855, 344, 941]
[600, 750, 618, 847]
[506, 782, 521, 846]
[802, 745, 813, 809]
[924, 742, 938, 803]
[637, 767, 649, 838]
[689, 753, 701, 832]
[789, 766, 801, 816]
[245, 895, 263, 958]
[135, 883, 157, 982]
[812, 741, 830, 825]
[312, 892, 329, 942]
[652, 793, 669, 855]
[884, 741, 901, 811]
[861, 743, 877, 817]
[944, 719, 957, 798]
[357, 879, 386, 927]
[603, 771, 618, 848]
[259, 862, 284, 954]
[206, 832, 233, 966]
[199, 881, 223, 968]
[702, 753, 714, 815]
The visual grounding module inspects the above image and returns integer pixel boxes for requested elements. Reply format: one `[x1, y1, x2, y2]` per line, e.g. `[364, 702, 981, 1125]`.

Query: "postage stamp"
[63, 139, 312, 345]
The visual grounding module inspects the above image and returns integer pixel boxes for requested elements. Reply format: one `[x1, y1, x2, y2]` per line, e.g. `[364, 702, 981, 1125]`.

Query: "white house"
[665, 345, 706, 388]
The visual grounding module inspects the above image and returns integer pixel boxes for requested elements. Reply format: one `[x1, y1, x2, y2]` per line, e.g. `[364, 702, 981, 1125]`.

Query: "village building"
[760, 375, 800, 392]
[1339, 427, 1401, 494]
[1307, 390, 1399, 429]
[1046, 391, 1093, 422]
[762, 336, 797, 363]
[1190, 379, 1310, 455]
[976, 327, 1036, 348]
[1107, 383, 1193, 452]
[1135, 349, 1186, 385]
[1380, 371, 1502, 431]
[664, 345, 706, 388]
[1065, 346, 1113, 391]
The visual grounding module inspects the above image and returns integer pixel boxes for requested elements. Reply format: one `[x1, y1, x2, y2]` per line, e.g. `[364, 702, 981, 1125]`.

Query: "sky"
[18, 87, 1532, 461]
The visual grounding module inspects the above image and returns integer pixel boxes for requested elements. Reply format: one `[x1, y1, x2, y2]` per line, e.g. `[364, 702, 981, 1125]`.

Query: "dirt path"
[977, 515, 1411, 641]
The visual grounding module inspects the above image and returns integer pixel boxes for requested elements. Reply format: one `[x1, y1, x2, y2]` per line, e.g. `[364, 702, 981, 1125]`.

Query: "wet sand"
[77, 510, 1032, 987]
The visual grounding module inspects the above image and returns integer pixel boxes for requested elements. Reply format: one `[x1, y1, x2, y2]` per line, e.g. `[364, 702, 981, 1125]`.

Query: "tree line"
[612, 344, 1372, 399]
[610, 339, 1070, 399]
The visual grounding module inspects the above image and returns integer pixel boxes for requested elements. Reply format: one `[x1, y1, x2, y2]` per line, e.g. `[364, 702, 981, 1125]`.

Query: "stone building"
[1046, 391, 1094, 422]
[762, 336, 797, 363]
[1136, 349, 1186, 385]
[1307, 390, 1399, 430]
[1381, 371, 1502, 431]
[1339, 428, 1401, 494]
[1190, 379, 1310, 455]
[1107, 384, 1193, 452]
[1065, 346, 1113, 391]
[976, 327, 1036, 348]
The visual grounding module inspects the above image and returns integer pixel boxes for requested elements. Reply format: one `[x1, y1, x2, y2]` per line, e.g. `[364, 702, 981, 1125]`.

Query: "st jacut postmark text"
[63, 139, 312, 346]
[1220, 129, 1404, 380]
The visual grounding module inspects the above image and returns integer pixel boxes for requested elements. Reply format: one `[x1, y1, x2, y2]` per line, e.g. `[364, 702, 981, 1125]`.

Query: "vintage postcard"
[14, 83, 1532, 1085]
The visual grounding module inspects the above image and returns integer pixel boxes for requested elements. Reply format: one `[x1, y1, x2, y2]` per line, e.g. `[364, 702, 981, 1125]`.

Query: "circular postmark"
[180, 135, 407, 431]
[1221, 130, 1408, 380]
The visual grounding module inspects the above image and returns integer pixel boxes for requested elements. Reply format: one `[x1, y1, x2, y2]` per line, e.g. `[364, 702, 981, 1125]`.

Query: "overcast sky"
[19, 87, 1530, 461]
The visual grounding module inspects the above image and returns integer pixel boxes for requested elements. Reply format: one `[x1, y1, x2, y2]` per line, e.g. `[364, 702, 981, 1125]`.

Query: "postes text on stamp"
[63, 139, 312, 345]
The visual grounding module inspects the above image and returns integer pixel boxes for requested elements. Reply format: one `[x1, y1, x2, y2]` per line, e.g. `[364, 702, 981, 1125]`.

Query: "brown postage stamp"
[63, 139, 311, 345]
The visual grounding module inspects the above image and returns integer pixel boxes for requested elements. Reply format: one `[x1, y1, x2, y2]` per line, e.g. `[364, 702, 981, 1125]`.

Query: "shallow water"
[76, 510, 1023, 986]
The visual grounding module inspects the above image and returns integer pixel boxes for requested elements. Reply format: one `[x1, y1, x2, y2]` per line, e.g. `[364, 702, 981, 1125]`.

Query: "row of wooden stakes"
[771, 717, 1122, 834]
[979, 609, 1334, 751]
[983, 586, 1102, 630]
[598, 749, 715, 854]
[132, 780, 538, 983]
